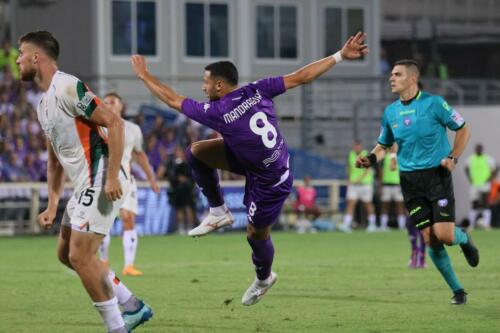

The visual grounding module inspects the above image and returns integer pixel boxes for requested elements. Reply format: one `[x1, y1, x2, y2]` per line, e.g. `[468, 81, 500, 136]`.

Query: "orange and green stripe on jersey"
[76, 81, 100, 118]
[75, 117, 109, 187]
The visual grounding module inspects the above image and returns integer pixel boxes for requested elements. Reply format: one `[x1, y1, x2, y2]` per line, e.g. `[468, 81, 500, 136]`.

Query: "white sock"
[397, 215, 407, 229]
[380, 214, 389, 228]
[368, 214, 377, 228]
[100, 233, 111, 261]
[107, 270, 133, 305]
[209, 204, 228, 216]
[483, 209, 492, 228]
[469, 209, 477, 228]
[123, 229, 138, 267]
[94, 297, 125, 331]
[343, 214, 353, 228]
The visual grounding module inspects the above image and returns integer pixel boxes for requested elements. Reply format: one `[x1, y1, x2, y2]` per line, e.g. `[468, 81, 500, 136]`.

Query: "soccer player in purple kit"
[131, 32, 368, 306]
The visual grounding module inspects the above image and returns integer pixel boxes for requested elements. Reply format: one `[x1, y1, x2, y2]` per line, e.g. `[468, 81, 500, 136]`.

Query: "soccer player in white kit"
[16, 31, 152, 332]
[99, 92, 160, 276]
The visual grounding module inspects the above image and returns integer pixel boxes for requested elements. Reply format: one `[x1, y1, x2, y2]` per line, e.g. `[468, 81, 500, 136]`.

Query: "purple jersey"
[182, 76, 289, 184]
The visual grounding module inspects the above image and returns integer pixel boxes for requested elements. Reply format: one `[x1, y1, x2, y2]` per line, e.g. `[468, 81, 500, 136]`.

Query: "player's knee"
[121, 212, 135, 229]
[435, 233, 454, 246]
[68, 250, 88, 269]
[57, 249, 72, 268]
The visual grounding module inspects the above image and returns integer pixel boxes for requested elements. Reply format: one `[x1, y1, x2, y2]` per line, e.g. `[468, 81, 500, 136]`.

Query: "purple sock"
[417, 229, 426, 261]
[406, 223, 418, 252]
[185, 145, 224, 207]
[247, 237, 274, 281]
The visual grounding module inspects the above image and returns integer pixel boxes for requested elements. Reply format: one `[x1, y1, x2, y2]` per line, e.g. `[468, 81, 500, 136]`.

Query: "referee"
[357, 59, 479, 305]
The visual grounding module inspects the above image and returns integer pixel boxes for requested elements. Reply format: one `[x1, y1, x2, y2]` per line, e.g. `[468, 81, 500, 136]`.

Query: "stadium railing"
[0, 179, 347, 236]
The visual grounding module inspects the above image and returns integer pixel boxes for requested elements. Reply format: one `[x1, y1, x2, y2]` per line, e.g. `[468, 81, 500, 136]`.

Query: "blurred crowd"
[0, 35, 242, 183]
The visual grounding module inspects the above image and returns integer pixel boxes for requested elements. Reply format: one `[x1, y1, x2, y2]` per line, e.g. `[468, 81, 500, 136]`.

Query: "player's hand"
[37, 208, 56, 230]
[440, 158, 456, 172]
[130, 55, 149, 80]
[105, 177, 123, 201]
[341, 32, 369, 60]
[150, 180, 160, 194]
[355, 156, 371, 168]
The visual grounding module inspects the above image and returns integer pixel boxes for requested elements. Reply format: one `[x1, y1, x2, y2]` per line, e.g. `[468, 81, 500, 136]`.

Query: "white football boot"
[188, 210, 234, 237]
[241, 272, 278, 306]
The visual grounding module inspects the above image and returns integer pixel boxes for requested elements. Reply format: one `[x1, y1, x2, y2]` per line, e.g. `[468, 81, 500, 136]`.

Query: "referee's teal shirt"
[378, 91, 466, 171]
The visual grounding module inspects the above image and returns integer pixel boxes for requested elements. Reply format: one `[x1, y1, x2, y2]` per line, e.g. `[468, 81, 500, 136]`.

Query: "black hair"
[18, 31, 59, 60]
[204, 61, 238, 86]
[393, 59, 421, 77]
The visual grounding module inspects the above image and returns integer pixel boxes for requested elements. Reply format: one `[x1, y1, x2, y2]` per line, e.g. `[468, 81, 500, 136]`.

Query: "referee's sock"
[428, 244, 463, 293]
[452, 227, 468, 246]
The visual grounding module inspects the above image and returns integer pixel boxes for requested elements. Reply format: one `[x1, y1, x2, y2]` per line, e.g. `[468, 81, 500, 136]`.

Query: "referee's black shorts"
[400, 166, 455, 230]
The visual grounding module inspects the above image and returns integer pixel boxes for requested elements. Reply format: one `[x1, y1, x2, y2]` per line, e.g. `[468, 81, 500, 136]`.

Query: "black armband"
[447, 155, 458, 164]
[367, 153, 377, 166]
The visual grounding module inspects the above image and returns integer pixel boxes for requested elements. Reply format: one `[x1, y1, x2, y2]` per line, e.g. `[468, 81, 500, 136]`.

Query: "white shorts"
[469, 184, 490, 202]
[61, 180, 131, 235]
[120, 177, 138, 214]
[346, 184, 373, 202]
[381, 185, 404, 202]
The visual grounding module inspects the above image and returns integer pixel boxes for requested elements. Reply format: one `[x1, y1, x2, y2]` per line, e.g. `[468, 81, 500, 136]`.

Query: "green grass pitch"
[1, 230, 500, 332]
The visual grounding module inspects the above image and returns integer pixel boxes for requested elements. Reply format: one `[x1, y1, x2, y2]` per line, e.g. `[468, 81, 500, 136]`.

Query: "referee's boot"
[460, 229, 479, 267]
[451, 289, 467, 305]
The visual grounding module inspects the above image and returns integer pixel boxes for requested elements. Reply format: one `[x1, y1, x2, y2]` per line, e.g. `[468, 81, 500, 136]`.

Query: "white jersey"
[122, 120, 144, 178]
[37, 71, 125, 193]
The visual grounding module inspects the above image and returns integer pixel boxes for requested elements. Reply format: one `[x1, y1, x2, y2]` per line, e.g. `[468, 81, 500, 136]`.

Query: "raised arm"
[283, 32, 368, 90]
[89, 104, 125, 201]
[131, 55, 185, 111]
[37, 139, 65, 229]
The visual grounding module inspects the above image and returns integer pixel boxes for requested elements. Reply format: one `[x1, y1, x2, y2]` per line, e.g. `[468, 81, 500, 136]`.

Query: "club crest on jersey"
[403, 117, 412, 126]
[438, 199, 448, 207]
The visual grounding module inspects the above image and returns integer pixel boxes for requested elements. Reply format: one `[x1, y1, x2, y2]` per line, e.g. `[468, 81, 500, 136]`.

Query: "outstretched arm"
[283, 32, 368, 90]
[131, 55, 185, 111]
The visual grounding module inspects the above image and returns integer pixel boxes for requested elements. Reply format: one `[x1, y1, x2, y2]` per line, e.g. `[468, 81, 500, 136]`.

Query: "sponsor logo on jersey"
[450, 111, 464, 125]
[77, 92, 95, 112]
[403, 117, 412, 126]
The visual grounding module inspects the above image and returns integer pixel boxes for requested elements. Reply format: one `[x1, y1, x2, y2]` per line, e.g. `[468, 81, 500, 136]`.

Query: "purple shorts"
[225, 145, 293, 229]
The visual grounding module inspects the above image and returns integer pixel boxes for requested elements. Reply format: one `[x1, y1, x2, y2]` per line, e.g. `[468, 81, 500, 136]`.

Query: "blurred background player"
[157, 145, 196, 234]
[99, 92, 160, 276]
[340, 140, 377, 232]
[294, 175, 321, 233]
[465, 143, 498, 230]
[18, 31, 152, 332]
[131, 32, 368, 306]
[379, 144, 425, 268]
[357, 59, 478, 304]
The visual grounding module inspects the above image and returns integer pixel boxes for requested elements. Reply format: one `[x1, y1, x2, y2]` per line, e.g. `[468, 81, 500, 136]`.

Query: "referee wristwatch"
[447, 155, 458, 164]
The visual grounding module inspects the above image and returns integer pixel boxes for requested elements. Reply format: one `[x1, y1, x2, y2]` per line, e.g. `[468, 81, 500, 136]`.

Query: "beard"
[20, 68, 37, 81]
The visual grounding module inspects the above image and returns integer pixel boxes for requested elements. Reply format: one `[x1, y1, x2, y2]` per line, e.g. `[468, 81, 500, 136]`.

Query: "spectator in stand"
[465, 143, 498, 230]
[0, 39, 19, 79]
[294, 175, 322, 233]
[157, 145, 196, 234]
